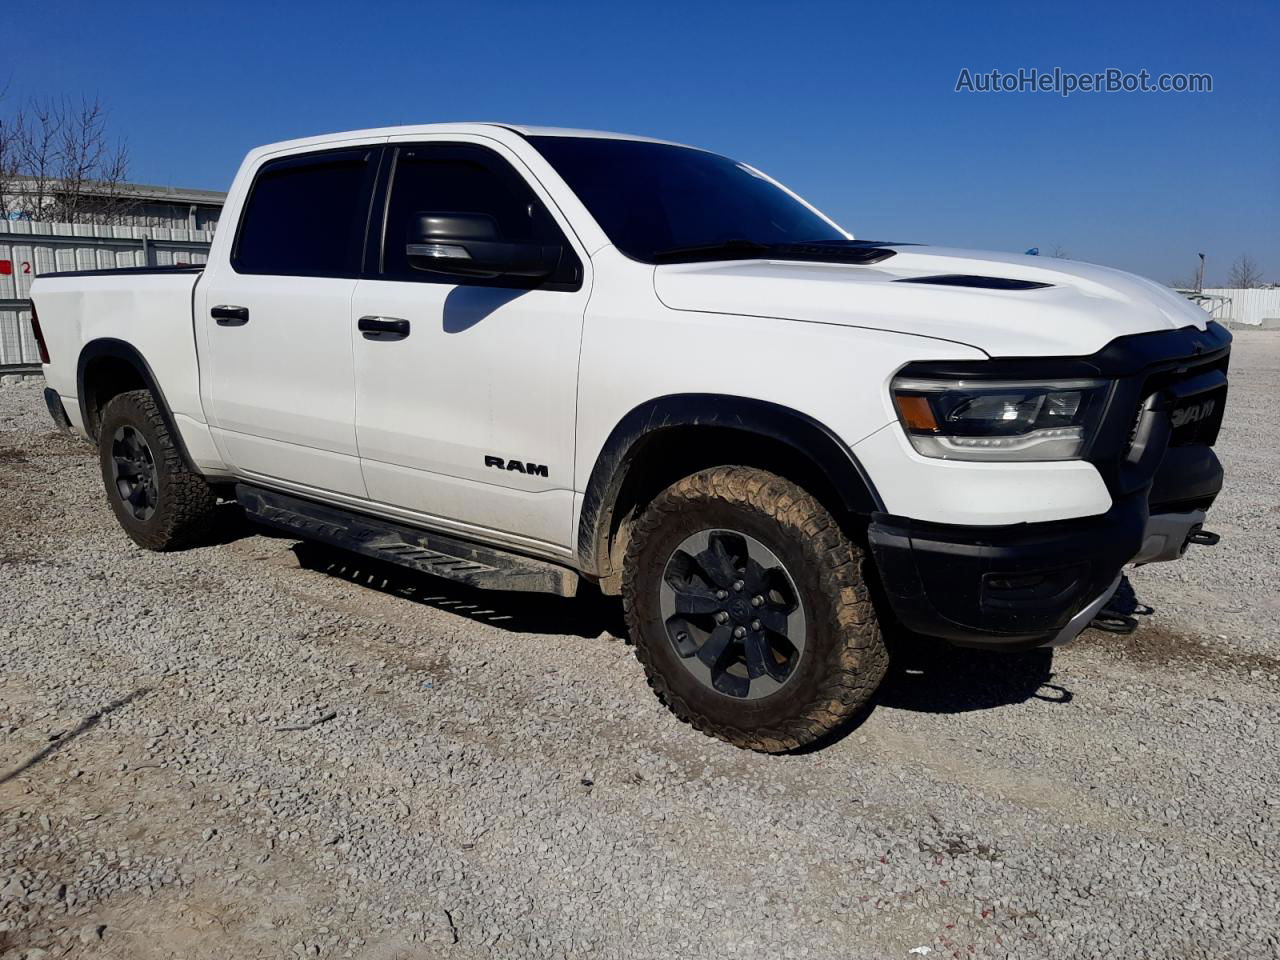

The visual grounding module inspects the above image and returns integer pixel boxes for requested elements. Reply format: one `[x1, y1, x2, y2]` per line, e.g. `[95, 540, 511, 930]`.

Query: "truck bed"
[31, 267, 206, 445]
[41, 265, 205, 280]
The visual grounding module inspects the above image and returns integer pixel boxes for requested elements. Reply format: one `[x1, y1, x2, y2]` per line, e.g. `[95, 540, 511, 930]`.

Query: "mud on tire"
[97, 389, 218, 551]
[622, 465, 888, 752]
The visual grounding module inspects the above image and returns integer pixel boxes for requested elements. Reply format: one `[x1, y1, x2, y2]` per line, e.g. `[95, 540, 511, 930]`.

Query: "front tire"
[97, 389, 217, 551]
[622, 466, 887, 752]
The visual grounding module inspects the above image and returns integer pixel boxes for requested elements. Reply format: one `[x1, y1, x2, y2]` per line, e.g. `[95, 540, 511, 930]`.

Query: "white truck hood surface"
[653, 246, 1210, 358]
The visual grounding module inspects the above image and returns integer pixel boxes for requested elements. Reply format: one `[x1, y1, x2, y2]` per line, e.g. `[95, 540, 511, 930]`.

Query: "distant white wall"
[1196, 288, 1280, 328]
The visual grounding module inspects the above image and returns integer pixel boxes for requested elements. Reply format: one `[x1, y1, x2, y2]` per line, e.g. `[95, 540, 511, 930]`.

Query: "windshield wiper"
[650, 239, 775, 263]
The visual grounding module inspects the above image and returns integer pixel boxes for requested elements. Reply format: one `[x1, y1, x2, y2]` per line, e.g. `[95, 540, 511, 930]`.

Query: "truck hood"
[653, 246, 1210, 357]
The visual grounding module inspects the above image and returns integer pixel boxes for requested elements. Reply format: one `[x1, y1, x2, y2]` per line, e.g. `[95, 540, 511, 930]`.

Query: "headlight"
[891, 377, 1110, 461]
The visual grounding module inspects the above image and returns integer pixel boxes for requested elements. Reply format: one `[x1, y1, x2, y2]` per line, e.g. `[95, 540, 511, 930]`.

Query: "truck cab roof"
[246, 122, 684, 160]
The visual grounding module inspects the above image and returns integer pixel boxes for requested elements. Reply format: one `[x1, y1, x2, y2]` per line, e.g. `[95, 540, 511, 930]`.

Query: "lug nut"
[751, 619, 761, 632]
[733, 626, 746, 638]
[715, 589, 729, 600]
[751, 595, 763, 607]
[715, 611, 729, 624]
[732, 580, 744, 592]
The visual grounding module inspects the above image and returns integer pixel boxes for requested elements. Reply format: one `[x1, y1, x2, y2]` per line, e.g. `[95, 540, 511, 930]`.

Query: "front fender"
[577, 393, 884, 575]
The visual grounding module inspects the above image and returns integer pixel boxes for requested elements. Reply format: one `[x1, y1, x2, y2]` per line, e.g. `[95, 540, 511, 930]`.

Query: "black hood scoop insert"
[897, 274, 1053, 291]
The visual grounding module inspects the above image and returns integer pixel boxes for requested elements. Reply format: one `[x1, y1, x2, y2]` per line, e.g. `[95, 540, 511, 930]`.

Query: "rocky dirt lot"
[2, 331, 1278, 960]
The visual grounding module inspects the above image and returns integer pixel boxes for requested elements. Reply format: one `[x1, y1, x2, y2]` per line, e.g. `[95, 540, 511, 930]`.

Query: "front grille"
[1126, 351, 1230, 454]
[1168, 384, 1227, 447]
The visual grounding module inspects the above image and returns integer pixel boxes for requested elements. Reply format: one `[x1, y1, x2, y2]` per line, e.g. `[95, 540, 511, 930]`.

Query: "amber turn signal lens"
[894, 394, 939, 433]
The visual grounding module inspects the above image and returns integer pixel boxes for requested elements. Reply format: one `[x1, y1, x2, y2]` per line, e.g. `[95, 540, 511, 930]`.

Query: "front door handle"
[358, 316, 411, 341]
[212, 304, 249, 326]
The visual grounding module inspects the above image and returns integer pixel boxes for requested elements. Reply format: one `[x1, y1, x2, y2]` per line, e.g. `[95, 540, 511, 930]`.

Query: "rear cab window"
[233, 148, 380, 277]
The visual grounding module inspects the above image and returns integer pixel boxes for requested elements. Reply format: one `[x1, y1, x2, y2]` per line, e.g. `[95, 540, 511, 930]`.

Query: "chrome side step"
[236, 484, 578, 597]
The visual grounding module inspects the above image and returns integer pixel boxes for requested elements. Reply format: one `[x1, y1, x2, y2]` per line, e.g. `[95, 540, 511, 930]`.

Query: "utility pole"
[1195, 253, 1205, 293]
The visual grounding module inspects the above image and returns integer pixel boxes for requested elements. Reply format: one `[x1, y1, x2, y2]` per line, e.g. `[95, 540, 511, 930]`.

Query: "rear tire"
[622, 466, 887, 752]
[97, 389, 217, 551]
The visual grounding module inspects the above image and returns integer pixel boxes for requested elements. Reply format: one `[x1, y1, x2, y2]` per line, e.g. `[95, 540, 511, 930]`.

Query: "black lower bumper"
[868, 439, 1225, 649]
[868, 495, 1150, 649]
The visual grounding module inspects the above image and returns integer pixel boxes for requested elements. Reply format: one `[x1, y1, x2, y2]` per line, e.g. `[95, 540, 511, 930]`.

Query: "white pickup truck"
[31, 123, 1230, 751]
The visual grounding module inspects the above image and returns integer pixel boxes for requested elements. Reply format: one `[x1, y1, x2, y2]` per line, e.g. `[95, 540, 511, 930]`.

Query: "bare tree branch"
[1227, 254, 1265, 289]
[0, 80, 13, 219]
[0, 94, 134, 224]
[14, 99, 62, 221]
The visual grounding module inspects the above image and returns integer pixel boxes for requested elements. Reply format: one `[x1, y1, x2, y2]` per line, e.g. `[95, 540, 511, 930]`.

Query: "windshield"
[528, 136, 851, 263]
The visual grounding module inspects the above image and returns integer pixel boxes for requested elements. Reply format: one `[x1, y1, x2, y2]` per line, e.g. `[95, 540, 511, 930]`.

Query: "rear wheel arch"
[578, 394, 883, 589]
[77, 339, 198, 473]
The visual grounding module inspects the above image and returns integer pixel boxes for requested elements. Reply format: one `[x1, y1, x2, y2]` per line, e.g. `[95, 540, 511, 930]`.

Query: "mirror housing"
[406, 212, 561, 279]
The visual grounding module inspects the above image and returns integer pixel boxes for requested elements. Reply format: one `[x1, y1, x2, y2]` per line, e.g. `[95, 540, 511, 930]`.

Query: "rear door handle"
[212, 304, 249, 326]
[358, 316, 410, 341]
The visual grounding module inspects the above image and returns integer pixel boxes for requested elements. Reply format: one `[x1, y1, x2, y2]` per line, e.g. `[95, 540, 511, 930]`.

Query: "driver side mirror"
[406, 212, 561, 279]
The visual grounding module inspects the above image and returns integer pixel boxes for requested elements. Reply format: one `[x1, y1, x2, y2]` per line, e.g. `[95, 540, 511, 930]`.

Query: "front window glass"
[380, 143, 579, 287]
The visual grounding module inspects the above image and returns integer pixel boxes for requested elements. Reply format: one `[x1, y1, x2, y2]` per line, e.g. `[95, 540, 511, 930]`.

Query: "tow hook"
[1187, 528, 1221, 547]
[1090, 614, 1138, 635]
[1088, 575, 1144, 636]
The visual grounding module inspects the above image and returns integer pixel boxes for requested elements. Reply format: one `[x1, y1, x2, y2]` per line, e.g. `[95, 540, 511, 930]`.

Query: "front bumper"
[868, 495, 1147, 649]
[866, 321, 1230, 649]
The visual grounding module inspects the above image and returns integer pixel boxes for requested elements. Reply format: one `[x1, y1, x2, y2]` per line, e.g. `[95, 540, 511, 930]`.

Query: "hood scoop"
[786, 244, 898, 265]
[896, 274, 1053, 291]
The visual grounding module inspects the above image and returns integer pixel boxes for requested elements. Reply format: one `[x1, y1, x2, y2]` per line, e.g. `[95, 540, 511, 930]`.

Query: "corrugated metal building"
[4, 176, 226, 231]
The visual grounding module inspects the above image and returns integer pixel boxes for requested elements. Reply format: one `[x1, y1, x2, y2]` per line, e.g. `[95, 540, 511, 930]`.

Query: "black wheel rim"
[110, 425, 158, 522]
[659, 529, 807, 700]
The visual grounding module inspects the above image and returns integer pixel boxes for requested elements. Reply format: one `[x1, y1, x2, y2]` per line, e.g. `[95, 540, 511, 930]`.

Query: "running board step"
[236, 484, 578, 597]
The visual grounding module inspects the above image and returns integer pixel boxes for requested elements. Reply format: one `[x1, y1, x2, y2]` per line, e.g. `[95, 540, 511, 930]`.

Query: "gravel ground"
[2, 331, 1278, 960]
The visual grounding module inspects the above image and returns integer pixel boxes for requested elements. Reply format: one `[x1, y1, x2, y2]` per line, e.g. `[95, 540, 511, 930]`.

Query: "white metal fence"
[0, 220, 213, 368]
[1196, 287, 1280, 328]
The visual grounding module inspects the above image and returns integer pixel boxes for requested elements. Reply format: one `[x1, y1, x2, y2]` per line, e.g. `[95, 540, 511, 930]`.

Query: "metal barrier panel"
[0, 220, 213, 367]
[0, 305, 38, 366]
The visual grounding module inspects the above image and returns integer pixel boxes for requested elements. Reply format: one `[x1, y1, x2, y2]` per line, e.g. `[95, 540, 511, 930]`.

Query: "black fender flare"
[76, 337, 199, 472]
[577, 393, 884, 574]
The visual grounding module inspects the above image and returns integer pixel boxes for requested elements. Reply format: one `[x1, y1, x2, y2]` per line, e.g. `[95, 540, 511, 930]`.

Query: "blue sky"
[8, 0, 1276, 284]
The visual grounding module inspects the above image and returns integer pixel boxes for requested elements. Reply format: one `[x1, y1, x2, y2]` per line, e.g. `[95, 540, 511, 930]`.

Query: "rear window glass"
[234, 149, 375, 277]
